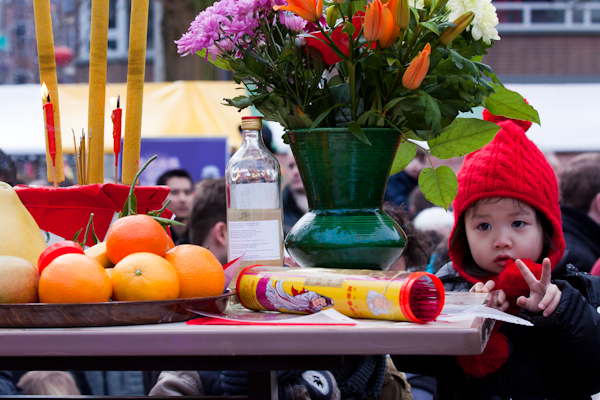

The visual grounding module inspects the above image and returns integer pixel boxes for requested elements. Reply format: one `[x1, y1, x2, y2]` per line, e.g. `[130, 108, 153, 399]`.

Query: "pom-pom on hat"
[448, 111, 565, 284]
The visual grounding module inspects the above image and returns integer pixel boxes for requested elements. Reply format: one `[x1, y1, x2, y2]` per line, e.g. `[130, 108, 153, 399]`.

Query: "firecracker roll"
[236, 266, 445, 323]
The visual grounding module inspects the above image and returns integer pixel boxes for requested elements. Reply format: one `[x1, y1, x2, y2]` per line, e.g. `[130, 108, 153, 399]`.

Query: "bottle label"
[228, 182, 279, 209]
[228, 220, 282, 260]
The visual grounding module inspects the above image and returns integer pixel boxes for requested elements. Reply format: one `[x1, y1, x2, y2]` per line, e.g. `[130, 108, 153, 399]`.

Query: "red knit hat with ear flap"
[448, 111, 565, 285]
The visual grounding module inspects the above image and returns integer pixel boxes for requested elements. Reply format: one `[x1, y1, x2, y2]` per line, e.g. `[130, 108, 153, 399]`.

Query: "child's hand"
[470, 280, 509, 312]
[515, 258, 562, 317]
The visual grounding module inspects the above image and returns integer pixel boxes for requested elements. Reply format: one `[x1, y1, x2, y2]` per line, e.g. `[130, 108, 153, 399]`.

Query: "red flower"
[306, 12, 374, 65]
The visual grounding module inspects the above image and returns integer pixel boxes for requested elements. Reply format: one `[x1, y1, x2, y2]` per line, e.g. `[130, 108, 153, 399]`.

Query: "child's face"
[464, 198, 544, 275]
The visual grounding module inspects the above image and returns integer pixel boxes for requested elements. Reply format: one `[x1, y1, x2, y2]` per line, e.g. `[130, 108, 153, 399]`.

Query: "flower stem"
[348, 61, 357, 120]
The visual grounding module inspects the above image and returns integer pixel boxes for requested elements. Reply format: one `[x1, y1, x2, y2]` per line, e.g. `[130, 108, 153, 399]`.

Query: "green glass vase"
[284, 127, 408, 270]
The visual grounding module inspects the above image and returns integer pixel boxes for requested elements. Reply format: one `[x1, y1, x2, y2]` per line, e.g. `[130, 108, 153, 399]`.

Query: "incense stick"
[72, 129, 81, 186]
[81, 130, 87, 185]
[86, 129, 92, 185]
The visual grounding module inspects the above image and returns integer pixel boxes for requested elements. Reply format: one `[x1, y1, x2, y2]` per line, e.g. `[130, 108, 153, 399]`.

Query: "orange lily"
[378, 8, 401, 49]
[364, 0, 386, 42]
[402, 43, 431, 90]
[274, 0, 323, 23]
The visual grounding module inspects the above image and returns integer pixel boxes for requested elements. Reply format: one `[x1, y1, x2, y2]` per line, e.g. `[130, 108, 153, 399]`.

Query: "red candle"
[110, 96, 122, 183]
[111, 97, 122, 162]
[41, 83, 57, 167]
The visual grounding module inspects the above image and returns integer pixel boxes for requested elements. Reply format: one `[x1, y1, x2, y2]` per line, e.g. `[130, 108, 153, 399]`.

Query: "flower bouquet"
[177, 0, 540, 270]
[177, 0, 539, 209]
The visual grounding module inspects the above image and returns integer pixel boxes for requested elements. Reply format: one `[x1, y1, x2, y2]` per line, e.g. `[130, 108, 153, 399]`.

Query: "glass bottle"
[226, 116, 284, 288]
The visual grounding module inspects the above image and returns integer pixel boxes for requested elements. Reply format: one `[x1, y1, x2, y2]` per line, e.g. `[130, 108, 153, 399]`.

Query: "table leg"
[248, 370, 278, 400]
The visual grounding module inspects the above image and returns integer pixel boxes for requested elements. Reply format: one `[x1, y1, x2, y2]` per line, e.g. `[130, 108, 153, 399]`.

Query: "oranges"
[106, 215, 169, 264]
[38, 253, 112, 303]
[164, 245, 225, 298]
[111, 252, 179, 301]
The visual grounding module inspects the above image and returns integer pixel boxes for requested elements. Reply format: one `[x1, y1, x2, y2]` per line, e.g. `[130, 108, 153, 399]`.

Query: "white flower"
[412, 0, 425, 9]
[447, 0, 500, 45]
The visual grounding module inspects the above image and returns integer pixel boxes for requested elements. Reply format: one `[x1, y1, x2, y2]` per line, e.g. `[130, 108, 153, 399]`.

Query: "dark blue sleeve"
[523, 278, 600, 395]
[0, 371, 20, 395]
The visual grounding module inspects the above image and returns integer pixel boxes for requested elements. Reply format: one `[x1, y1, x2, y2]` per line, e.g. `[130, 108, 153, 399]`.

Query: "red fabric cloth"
[448, 111, 565, 285]
[15, 184, 172, 247]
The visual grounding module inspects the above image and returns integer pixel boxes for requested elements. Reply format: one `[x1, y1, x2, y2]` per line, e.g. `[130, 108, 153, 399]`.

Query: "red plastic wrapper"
[14, 183, 173, 248]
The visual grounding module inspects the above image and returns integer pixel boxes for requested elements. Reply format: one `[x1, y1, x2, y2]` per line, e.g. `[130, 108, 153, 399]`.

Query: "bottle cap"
[241, 116, 263, 130]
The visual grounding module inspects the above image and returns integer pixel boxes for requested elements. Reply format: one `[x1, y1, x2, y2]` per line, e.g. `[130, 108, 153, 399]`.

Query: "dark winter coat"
[392, 260, 600, 400]
[0, 372, 19, 395]
[384, 171, 417, 209]
[282, 185, 306, 236]
[561, 206, 600, 273]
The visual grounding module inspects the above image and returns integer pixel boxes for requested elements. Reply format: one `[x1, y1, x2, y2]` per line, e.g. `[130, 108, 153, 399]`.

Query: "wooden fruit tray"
[0, 290, 234, 328]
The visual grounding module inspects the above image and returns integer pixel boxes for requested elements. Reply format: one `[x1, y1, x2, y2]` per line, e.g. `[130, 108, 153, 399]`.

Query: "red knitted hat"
[448, 112, 565, 284]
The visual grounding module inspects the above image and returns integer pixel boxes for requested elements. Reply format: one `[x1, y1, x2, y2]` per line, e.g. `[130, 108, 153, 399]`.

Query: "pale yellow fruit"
[0, 182, 47, 266]
[0, 256, 40, 303]
[84, 242, 114, 268]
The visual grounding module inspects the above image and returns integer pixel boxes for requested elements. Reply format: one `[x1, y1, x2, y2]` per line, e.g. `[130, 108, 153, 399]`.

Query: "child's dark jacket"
[392, 259, 600, 400]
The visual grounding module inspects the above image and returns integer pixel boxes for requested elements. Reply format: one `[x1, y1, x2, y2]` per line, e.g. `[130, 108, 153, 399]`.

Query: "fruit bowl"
[0, 290, 234, 328]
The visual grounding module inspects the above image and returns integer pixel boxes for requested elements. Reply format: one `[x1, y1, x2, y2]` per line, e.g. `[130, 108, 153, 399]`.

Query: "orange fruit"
[106, 215, 169, 264]
[105, 268, 114, 279]
[38, 254, 112, 303]
[111, 252, 179, 301]
[166, 232, 176, 251]
[164, 245, 225, 298]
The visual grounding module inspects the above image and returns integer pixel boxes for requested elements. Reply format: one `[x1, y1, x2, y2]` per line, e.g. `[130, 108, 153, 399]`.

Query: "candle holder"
[14, 183, 172, 248]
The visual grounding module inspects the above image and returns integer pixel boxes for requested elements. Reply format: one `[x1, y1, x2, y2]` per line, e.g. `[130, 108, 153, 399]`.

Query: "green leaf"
[389, 141, 417, 176]
[223, 95, 255, 110]
[419, 21, 439, 35]
[310, 103, 347, 131]
[120, 155, 156, 218]
[347, 121, 372, 145]
[72, 228, 83, 242]
[418, 166, 458, 210]
[356, 109, 382, 126]
[151, 216, 185, 227]
[342, 21, 356, 36]
[428, 118, 500, 159]
[383, 96, 409, 113]
[423, 93, 441, 133]
[484, 83, 541, 125]
[195, 50, 232, 71]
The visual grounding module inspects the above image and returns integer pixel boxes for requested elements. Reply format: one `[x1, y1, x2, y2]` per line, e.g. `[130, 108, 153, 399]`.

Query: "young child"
[393, 109, 600, 399]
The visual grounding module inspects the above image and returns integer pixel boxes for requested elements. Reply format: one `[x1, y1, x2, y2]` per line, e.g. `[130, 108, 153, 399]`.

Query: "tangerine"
[38, 253, 112, 303]
[111, 252, 179, 301]
[164, 245, 225, 298]
[106, 214, 169, 264]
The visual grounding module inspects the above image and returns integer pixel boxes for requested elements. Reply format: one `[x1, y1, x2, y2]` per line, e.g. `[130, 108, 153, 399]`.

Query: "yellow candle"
[87, 0, 110, 184]
[122, 0, 150, 185]
[33, 0, 64, 184]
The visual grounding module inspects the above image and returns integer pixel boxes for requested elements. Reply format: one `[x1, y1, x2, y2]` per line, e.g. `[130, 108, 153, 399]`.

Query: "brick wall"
[483, 35, 600, 76]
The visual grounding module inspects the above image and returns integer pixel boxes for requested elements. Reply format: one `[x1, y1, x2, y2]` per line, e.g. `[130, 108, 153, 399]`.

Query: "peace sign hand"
[515, 258, 562, 317]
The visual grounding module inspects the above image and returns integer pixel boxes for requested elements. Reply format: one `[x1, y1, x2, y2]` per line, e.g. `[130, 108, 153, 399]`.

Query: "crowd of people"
[2, 108, 600, 399]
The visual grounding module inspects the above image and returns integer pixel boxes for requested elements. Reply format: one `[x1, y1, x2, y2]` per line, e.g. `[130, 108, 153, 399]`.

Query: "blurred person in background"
[188, 178, 227, 265]
[384, 148, 426, 209]
[17, 371, 80, 396]
[0, 372, 19, 395]
[559, 153, 600, 272]
[0, 149, 17, 186]
[383, 203, 438, 273]
[407, 186, 434, 218]
[157, 169, 195, 245]
[413, 207, 454, 239]
[282, 152, 308, 236]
